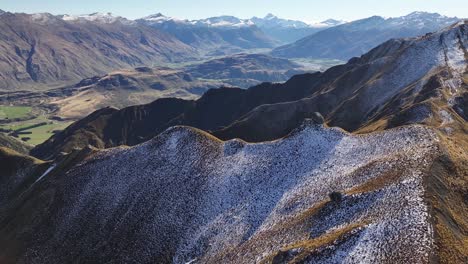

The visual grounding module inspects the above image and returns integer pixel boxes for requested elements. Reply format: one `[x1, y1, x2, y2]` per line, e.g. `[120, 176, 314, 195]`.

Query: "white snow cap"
[61, 12, 133, 24]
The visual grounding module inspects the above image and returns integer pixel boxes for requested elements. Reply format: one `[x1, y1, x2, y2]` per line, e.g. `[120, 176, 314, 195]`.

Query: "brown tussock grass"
[263, 223, 366, 264]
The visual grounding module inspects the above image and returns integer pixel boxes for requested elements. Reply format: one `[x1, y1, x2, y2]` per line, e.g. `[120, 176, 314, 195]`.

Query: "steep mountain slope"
[0, 12, 196, 91]
[31, 21, 468, 159]
[0, 133, 32, 154]
[185, 53, 307, 88]
[272, 12, 460, 60]
[251, 14, 344, 44]
[4, 122, 466, 263]
[226, 20, 468, 140]
[0, 147, 48, 206]
[46, 67, 222, 119]
[138, 14, 277, 55]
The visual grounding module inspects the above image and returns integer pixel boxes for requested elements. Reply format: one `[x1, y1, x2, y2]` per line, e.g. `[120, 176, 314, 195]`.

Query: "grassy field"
[0, 115, 71, 145]
[0, 106, 33, 120]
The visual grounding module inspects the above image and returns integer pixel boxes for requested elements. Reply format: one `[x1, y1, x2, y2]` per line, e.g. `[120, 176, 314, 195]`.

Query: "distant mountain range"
[0, 11, 196, 91]
[272, 12, 461, 60]
[0, 10, 461, 92]
[137, 14, 278, 55]
[141, 13, 345, 44]
[251, 14, 345, 43]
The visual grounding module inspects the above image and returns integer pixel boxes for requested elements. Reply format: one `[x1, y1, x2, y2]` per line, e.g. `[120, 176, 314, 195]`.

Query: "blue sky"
[1, 0, 467, 22]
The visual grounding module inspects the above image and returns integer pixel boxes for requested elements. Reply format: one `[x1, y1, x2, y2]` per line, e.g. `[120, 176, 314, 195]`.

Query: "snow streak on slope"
[13, 122, 440, 263]
[361, 22, 467, 113]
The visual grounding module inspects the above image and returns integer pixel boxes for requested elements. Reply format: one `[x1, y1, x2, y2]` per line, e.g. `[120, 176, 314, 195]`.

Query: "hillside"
[0, 54, 306, 121]
[31, 21, 468, 159]
[0, 12, 196, 91]
[2, 122, 466, 262]
[272, 12, 460, 60]
[0, 133, 32, 154]
[45, 67, 224, 120]
[185, 53, 307, 88]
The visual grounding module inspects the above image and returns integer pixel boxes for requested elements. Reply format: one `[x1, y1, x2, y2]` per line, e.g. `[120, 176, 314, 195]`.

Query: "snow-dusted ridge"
[14, 121, 442, 263]
[142, 12, 345, 29]
[59, 12, 135, 24]
[251, 13, 345, 29]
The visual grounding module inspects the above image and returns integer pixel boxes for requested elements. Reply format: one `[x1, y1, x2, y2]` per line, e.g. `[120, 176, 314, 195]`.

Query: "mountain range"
[272, 12, 461, 60]
[32, 21, 468, 159]
[2, 20, 468, 256]
[0, 10, 460, 92]
[0, 11, 196, 91]
[137, 14, 277, 55]
[139, 13, 344, 44]
[251, 14, 344, 43]
[0, 10, 467, 263]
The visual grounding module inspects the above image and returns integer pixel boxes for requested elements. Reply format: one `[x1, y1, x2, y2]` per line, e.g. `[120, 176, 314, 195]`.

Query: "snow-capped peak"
[142, 13, 171, 21]
[308, 18, 346, 28]
[30, 13, 60, 24]
[61, 12, 133, 24]
[191, 16, 254, 28]
[404, 11, 443, 19]
[320, 19, 345, 26]
[251, 14, 311, 29]
[386, 11, 459, 29]
[264, 13, 278, 20]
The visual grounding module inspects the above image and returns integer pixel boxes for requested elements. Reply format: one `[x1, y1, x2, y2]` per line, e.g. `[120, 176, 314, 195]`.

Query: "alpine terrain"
[0, 4, 467, 264]
[272, 12, 461, 60]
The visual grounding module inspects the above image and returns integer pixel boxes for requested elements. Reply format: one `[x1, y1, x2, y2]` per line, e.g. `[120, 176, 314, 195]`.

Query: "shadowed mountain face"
[272, 12, 461, 60]
[31, 21, 468, 159]
[0, 12, 196, 91]
[30, 76, 314, 159]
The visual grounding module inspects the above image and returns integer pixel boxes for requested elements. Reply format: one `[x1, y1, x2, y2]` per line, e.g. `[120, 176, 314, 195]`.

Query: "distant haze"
[1, 0, 466, 22]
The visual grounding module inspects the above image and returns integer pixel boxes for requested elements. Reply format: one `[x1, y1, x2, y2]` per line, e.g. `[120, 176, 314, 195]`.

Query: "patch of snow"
[61, 12, 134, 25]
[20, 123, 439, 263]
[439, 110, 454, 126]
[33, 163, 56, 185]
[358, 22, 467, 114]
[30, 13, 59, 24]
